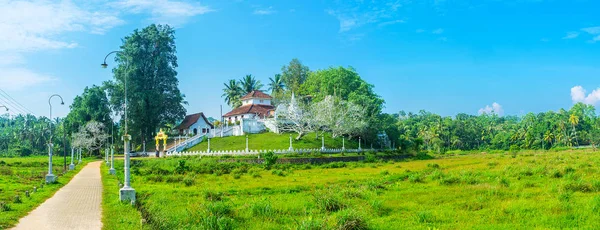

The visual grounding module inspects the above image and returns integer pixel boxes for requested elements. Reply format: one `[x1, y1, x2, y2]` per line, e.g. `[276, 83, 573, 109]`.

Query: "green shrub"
[200, 216, 235, 230]
[205, 201, 232, 217]
[337, 210, 368, 230]
[272, 170, 286, 177]
[379, 170, 389, 176]
[564, 180, 593, 193]
[314, 192, 345, 212]
[0, 202, 11, 212]
[364, 154, 377, 163]
[232, 173, 242, 179]
[183, 176, 195, 186]
[174, 160, 190, 174]
[408, 173, 423, 183]
[440, 176, 460, 185]
[261, 151, 278, 169]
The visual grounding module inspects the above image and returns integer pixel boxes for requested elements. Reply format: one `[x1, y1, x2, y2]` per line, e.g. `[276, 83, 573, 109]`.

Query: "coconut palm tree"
[268, 74, 285, 95]
[569, 114, 579, 146]
[240, 74, 263, 94]
[222, 79, 243, 108]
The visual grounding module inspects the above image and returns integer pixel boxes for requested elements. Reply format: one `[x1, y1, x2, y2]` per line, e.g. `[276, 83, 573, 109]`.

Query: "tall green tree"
[222, 79, 243, 108]
[240, 74, 263, 94]
[281, 58, 309, 93]
[105, 24, 187, 145]
[65, 85, 111, 134]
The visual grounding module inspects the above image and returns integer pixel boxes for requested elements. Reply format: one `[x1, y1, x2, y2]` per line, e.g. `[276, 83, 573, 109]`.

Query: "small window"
[260, 100, 264, 103]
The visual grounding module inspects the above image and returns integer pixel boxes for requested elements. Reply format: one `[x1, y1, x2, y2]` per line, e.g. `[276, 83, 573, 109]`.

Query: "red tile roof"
[240, 90, 272, 100]
[174, 112, 214, 130]
[223, 104, 275, 118]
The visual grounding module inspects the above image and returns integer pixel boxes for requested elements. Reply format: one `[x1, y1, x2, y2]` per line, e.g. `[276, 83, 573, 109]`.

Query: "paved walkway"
[12, 161, 103, 230]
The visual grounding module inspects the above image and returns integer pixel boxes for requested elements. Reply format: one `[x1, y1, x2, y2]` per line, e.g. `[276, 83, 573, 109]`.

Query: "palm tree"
[569, 114, 579, 146]
[222, 79, 243, 108]
[268, 74, 285, 95]
[543, 131, 554, 149]
[240, 74, 263, 94]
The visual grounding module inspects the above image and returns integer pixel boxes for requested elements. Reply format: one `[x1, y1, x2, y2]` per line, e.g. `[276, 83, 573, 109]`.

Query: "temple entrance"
[154, 129, 168, 157]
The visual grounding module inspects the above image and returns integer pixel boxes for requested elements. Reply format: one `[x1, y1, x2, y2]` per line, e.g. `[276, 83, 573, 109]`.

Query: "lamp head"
[101, 63, 108, 68]
[61, 101, 64, 105]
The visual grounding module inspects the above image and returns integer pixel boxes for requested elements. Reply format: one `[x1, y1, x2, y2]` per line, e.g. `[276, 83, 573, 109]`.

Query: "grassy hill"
[186, 132, 359, 152]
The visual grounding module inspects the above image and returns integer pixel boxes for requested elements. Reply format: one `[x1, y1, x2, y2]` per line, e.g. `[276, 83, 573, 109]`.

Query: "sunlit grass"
[102, 149, 600, 229]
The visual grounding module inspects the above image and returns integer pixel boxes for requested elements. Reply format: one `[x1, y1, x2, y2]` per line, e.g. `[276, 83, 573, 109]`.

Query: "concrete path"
[12, 161, 103, 230]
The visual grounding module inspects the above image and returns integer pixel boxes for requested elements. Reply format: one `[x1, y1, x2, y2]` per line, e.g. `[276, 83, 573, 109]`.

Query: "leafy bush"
[175, 160, 189, 174]
[183, 176, 195, 186]
[337, 210, 368, 230]
[165, 175, 183, 183]
[0, 202, 11, 212]
[261, 152, 278, 169]
[408, 173, 423, 183]
[14, 195, 22, 204]
[248, 168, 262, 178]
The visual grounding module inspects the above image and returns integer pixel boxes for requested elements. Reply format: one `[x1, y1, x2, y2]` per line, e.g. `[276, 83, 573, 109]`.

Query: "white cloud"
[582, 26, 600, 35]
[478, 102, 504, 116]
[113, 0, 213, 26]
[327, 1, 403, 33]
[0, 0, 125, 52]
[416, 29, 425, 33]
[432, 28, 444, 34]
[571, 86, 600, 105]
[0, 68, 55, 91]
[253, 6, 276, 15]
[563, 32, 579, 39]
[378, 19, 405, 27]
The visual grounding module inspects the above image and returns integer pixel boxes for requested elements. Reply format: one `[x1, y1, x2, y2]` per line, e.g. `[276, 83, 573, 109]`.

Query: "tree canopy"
[105, 24, 187, 145]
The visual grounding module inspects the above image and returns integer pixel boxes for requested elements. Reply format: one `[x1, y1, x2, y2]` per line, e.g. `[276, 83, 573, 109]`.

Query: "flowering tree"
[72, 121, 109, 155]
[275, 94, 316, 140]
[313, 96, 367, 139]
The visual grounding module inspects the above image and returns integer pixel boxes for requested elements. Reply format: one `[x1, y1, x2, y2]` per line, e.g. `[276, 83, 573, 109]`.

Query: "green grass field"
[101, 149, 600, 229]
[0, 156, 90, 228]
[186, 132, 359, 152]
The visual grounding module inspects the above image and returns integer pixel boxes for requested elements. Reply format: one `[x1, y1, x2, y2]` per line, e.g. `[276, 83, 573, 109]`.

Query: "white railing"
[166, 133, 208, 153]
[165, 148, 374, 157]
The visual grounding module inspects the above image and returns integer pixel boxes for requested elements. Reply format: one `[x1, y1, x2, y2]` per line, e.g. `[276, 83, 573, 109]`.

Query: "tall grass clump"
[297, 217, 324, 230]
[337, 210, 368, 230]
[250, 199, 276, 218]
[314, 191, 346, 212]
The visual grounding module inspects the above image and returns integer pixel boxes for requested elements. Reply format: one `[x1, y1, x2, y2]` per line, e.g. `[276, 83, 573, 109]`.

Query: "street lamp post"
[47, 94, 64, 184]
[102, 50, 135, 203]
[1, 106, 9, 153]
[69, 147, 75, 170]
[109, 112, 115, 175]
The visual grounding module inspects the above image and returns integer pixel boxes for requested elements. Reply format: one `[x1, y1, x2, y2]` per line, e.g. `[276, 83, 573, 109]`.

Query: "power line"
[0, 93, 29, 115]
[0, 97, 27, 115]
[0, 88, 35, 115]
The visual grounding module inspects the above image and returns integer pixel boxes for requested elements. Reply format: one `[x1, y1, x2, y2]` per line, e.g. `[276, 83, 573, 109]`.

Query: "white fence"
[165, 133, 208, 153]
[166, 148, 372, 157]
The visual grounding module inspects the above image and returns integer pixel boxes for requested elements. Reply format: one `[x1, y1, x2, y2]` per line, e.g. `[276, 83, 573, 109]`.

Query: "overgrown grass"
[100, 161, 146, 230]
[186, 132, 359, 152]
[102, 149, 600, 229]
[0, 156, 91, 228]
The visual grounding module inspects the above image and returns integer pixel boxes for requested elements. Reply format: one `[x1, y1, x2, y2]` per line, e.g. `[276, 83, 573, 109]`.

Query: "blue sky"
[0, 0, 599, 119]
